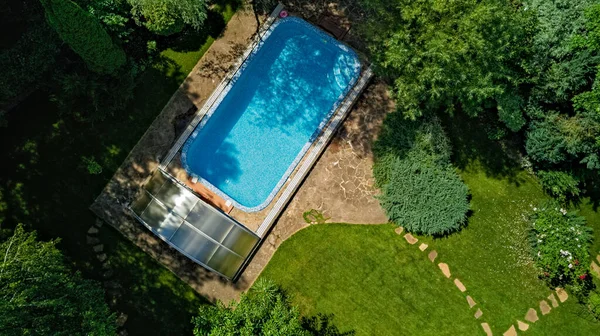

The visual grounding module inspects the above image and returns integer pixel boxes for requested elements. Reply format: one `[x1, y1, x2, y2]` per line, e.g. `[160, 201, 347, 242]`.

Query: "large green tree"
[40, 0, 126, 74]
[360, 0, 529, 130]
[0, 225, 116, 335]
[127, 0, 207, 36]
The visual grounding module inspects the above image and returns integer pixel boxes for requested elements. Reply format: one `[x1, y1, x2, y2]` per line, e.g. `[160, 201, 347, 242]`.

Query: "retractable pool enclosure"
[129, 170, 259, 279]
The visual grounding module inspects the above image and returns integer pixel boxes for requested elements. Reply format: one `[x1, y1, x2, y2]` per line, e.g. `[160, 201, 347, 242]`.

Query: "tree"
[40, 0, 126, 74]
[373, 114, 469, 235]
[359, 0, 529, 129]
[127, 0, 207, 36]
[192, 279, 351, 336]
[0, 225, 116, 335]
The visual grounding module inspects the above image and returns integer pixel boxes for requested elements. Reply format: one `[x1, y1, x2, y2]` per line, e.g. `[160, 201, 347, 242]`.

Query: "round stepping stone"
[467, 295, 477, 308]
[474, 308, 483, 319]
[548, 293, 559, 308]
[116, 312, 128, 327]
[481, 322, 493, 336]
[525, 308, 538, 323]
[438, 263, 451, 278]
[454, 278, 467, 292]
[395, 227, 404, 235]
[87, 226, 99, 235]
[94, 218, 104, 227]
[419, 243, 428, 251]
[555, 287, 568, 302]
[97, 253, 107, 263]
[404, 233, 418, 244]
[540, 300, 551, 315]
[517, 320, 529, 331]
[86, 236, 100, 245]
[428, 250, 438, 262]
[93, 244, 104, 253]
[503, 325, 516, 336]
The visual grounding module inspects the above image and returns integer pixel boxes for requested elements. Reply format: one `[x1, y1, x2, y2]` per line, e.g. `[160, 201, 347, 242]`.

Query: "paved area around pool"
[91, 4, 391, 303]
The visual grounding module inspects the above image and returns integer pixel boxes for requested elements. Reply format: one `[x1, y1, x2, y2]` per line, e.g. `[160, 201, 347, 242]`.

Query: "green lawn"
[260, 224, 482, 335]
[0, 2, 241, 334]
[260, 114, 600, 335]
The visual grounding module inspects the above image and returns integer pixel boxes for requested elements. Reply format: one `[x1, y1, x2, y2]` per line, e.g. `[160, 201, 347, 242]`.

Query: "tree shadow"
[160, 8, 227, 53]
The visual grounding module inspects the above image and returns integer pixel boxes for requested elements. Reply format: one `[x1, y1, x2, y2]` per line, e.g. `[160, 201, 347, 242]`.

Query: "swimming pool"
[182, 17, 361, 212]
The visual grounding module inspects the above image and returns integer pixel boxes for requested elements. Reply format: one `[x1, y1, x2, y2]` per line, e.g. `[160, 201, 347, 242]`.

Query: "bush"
[536, 170, 580, 201]
[373, 114, 469, 235]
[529, 201, 592, 289]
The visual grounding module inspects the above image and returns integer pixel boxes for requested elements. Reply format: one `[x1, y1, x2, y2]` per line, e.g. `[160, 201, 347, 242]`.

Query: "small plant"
[537, 170, 580, 201]
[529, 200, 592, 291]
[81, 156, 103, 175]
[303, 209, 330, 224]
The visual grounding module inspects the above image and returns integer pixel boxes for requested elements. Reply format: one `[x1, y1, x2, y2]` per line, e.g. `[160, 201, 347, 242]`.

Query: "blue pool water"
[182, 17, 361, 211]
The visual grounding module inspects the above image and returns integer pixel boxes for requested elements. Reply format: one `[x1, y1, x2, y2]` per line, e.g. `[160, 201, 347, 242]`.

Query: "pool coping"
[179, 16, 363, 213]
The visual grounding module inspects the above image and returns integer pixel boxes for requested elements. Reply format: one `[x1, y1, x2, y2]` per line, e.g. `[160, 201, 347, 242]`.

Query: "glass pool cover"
[130, 170, 259, 279]
[182, 17, 362, 212]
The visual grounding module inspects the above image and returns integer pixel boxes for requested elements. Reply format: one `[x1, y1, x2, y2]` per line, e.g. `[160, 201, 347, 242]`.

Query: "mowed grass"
[260, 224, 482, 336]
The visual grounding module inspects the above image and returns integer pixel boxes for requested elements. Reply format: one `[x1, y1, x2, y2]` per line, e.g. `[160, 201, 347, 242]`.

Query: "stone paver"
[88, 226, 99, 235]
[94, 218, 104, 227]
[467, 295, 476, 308]
[503, 325, 517, 336]
[517, 320, 529, 331]
[394, 227, 404, 235]
[481, 323, 493, 336]
[438, 263, 451, 278]
[540, 300, 551, 315]
[525, 308, 539, 323]
[454, 278, 466, 292]
[556, 288, 568, 302]
[591, 261, 600, 278]
[97, 253, 107, 262]
[404, 233, 418, 244]
[93, 244, 104, 253]
[548, 293, 559, 308]
[428, 250, 438, 262]
[474, 308, 483, 319]
[418, 243, 428, 251]
[116, 313, 128, 327]
[86, 236, 100, 245]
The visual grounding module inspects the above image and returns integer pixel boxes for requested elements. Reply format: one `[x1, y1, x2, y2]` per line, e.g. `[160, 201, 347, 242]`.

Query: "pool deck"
[91, 4, 390, 303]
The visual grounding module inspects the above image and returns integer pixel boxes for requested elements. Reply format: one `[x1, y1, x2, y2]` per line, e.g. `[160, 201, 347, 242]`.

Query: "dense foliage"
[127, 0, 208, 35]
[193, 279, 350, 336]
[359, 0, 529, 129]
[529, 201, 592, 293]
[373, 114, 469, 235]
[0, 225, 116, 335]
[40, 0, 126, 74]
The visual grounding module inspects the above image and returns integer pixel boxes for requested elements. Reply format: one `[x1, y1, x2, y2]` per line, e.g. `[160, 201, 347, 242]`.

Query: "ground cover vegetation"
[1, 0, 240, 333]
[0, 225, 116, 335]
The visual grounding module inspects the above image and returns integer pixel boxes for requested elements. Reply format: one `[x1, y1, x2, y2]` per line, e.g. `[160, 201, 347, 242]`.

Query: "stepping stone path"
[438, 263, 451, 278]
[87, 236, 100, 245]
[555, 287, 568, 302]
[395, 227, 404, 235]
[591, 260, 600, 278]
[93, 244, 104, 253]
[467, 295, 476, 308]
[548, 293, 559, 308]
[517, 320, 529, 331]
[474, 308, 483, 319]
[525, 308, 539, 323]
[404, 233, 418, 245]
[481, 323, 493, 336]
[419, 243, 428, 251]
[428, 250, 438, 262]
[454, 278, 466, 292]
[503, 325, 517, 336]
[539, 300, 551, 315]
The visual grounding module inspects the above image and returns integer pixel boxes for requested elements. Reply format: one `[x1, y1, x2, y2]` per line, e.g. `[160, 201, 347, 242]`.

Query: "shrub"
[373, 114, 469, 235]
[536, 170, 580, 201]
[529, 201, 592, 289]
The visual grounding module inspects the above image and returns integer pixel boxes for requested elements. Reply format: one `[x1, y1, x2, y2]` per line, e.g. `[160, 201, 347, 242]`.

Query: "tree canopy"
[40, 0, 126, 74]
[127, 0, 208, 35]
[0, 225, 116, 335]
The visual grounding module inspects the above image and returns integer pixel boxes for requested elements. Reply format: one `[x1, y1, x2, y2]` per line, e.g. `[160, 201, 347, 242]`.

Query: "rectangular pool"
[182, 17, 361, 212]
